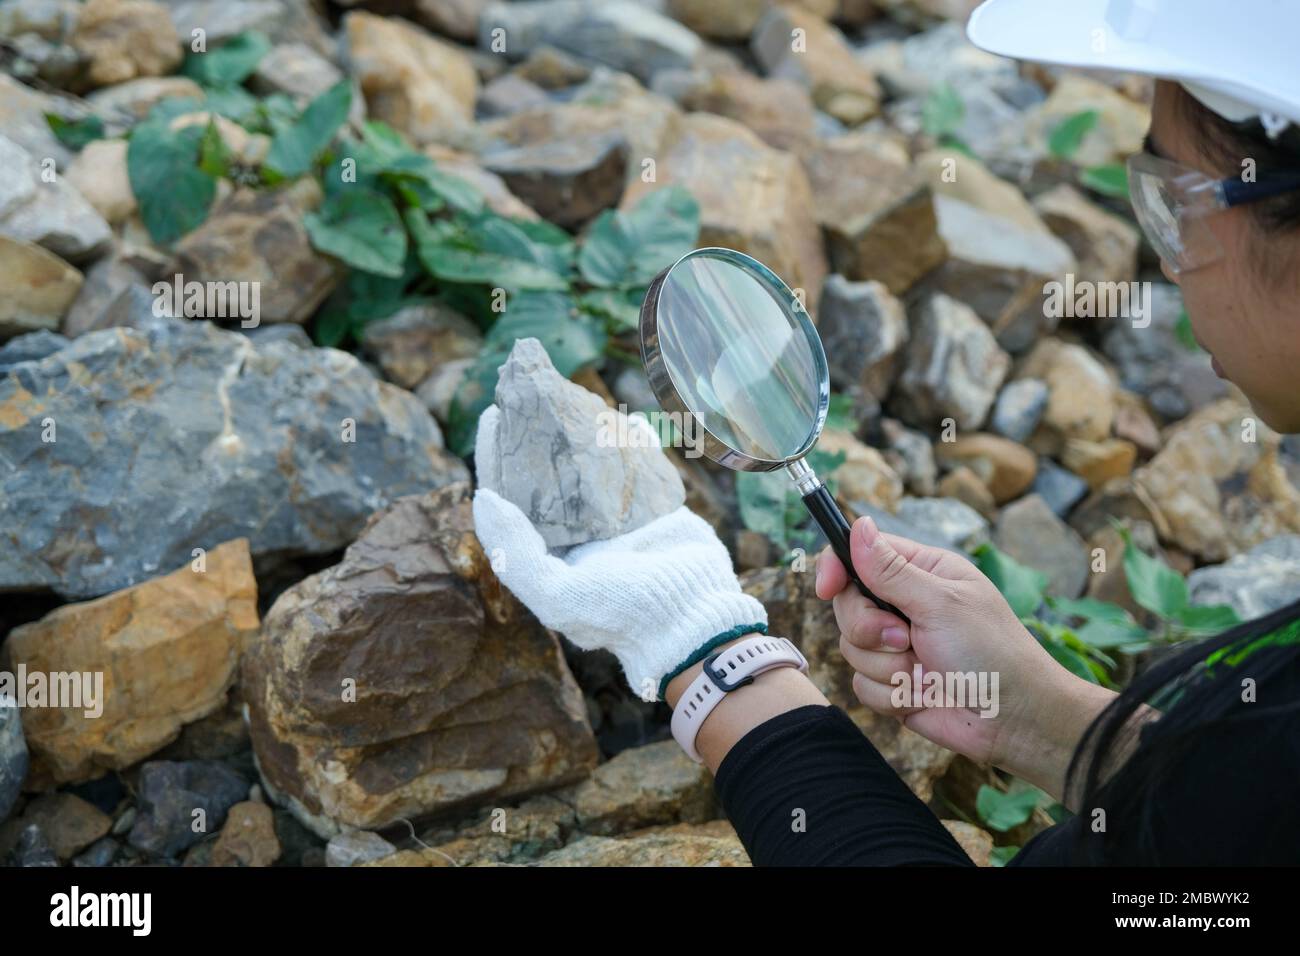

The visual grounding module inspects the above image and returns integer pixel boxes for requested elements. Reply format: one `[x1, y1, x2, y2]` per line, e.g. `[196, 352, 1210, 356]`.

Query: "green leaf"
[577, 288, 641, 333]
[182, 31, 271, 87]
[304, 188, 407, 278]
[989, 845, 1021, 867]
[976, 784, 1042, 833]
[409, 210, 569, 290]
[922, 84, 964, 139]
[1174, 603, 1240, 635]
[825, 394, 855, 432]
[197, 118, 230, 178]
[972, 543, 1048, 618]
[577, 186, 699, 288]
[1048, 110, 1099, 160]
[1120, 527, 1188, 620]
[264, 80, 352, 178]
[1080, 163, 1129, 198]
[1047, 596, 1148, 648]
[1174, 307, 1200, 352]
[126, 119, 218, 244]
[737, 471, 797, 552]
[198, 85, 260, 127]
[45, 113, 105, 150]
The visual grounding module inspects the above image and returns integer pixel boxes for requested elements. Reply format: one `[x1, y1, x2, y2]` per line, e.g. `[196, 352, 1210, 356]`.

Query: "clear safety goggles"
[1126, 152, 1300, 273]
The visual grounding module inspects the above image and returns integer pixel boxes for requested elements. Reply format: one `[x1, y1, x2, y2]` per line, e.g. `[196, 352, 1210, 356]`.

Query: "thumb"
[850, 516, 938, 612]
[472, 488, 563, 605]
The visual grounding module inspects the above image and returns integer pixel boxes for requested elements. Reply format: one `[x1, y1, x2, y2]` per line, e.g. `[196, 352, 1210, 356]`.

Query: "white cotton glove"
[472, 406, 768, 702]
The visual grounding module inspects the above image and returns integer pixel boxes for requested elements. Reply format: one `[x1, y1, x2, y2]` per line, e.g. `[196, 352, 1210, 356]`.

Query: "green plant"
[1048, 109, 1131, 199]
[921, 83, 973, 156]
[736, 448, 847, 556]
[976, 781, 1046, 832]
[1116, 524, 1241, 639]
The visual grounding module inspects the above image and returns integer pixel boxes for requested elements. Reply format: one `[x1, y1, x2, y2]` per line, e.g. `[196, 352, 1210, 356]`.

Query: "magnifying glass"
[639, 246, 909, 625]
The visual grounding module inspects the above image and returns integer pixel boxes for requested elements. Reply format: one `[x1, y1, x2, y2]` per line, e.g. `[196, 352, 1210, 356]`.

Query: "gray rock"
[479, 73, 551, 118]
[881, 418, 936, 496]
[1188, 535, 1300, 621]
[0, 132, 112, 262]
[818, 274, 909, 401]
[325, 829, 395, 868]
[848, 497, 982, 560]
[250, 41, 343, 100]
[480, 1, 702, 83]
[128, 759, 249, 858]
[861, 21, 1020, 101]
[71, 836, 119, 867]
[0, 699, 28, 821]
[1101, 283, 1228, 421]
[483, 133, 628, 229]
[60, 251, 155, 338]
[994, 493, 1088, 597]
[990, 378, 1048, 444]
[482, 337, 684, 548]
[0, 316, 468, 598]
[895, 292, 1010, 431]
[0, 73, 74, 167]
[7, 824, 58, 866]
[612, 365, 657, 414]
[0, 329, 68, 369]
[163, 0, 335, 58]
[241, 322, 313, 349]
[1031, 458, 1089, 517]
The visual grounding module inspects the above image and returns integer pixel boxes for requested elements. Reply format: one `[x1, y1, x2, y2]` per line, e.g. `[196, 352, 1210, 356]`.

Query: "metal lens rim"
[638, 246, 829, 474]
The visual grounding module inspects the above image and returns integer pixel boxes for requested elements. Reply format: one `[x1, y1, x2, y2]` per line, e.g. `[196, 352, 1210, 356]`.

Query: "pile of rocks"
[2, 0, 1298, 868]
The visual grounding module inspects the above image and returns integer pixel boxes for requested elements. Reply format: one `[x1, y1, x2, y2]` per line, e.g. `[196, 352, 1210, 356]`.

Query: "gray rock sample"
[1188, 535, 1300, 621]
[0, 316, 468, 598]
[0, 700, 27, 821]
[481, 337, 684, 548]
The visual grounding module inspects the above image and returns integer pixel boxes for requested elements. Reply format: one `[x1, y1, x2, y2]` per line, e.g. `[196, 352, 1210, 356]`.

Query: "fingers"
[839, 633, 916, 683]
[814, 546, 847, 599]
[833, 594, 911, 651]
[471, 488, 557, 596]
[472, 405, 501, 492]
[852, 672, 923, 718]
[848, 516, 941, 612]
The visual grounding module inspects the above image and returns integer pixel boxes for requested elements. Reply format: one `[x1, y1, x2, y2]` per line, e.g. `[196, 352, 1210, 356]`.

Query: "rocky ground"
[2, 0, 1299, 868]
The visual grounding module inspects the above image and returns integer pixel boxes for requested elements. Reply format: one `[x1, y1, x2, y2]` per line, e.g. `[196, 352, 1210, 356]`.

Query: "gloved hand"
[472, 405, 767, 702]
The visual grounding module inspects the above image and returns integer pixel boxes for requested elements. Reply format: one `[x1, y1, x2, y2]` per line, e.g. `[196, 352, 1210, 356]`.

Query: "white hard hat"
[966, 0, 1300, 133]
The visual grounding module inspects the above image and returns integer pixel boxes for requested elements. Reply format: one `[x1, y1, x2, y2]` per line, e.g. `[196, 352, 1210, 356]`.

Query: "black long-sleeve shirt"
[714, 669, 1300, 866]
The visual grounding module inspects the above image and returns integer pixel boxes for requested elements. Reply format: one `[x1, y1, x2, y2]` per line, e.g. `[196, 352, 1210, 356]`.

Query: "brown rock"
[1032, 183, 1139, 288]
[167, 183, 340, 326]
[65, 139, 135, 226]
[423, 144, 541, 220]
[942, 819, 994, 866]
[0, 235, 82, 338]
[735, 529, 772, 571]
[85, 76, 204, 122]
[935, 433, 1036, 504]
[242, 483, 599, 837]
[751, 7, 881, 125]
[819, 428, 904, 512]
[360, 302, 482, 390]
[1061, 437, 1137, 490]
[212, 801, 281, 867]
[3, 540, 258, 786]
[937, 465, 996, 520]
[1132, 399, 1300, 561]
[1019, 338, 1117, 448]
[71, 0, 181, 89]
[675, 69, 816, 153]
[1084, 519, 1160, 618]
[533, 824, 750, 866]
[483, 133, 627, 228]
[556, 740, 716, 836]
[408, 793, 576, 866]
[668, 0, 769, 39]
[1112, 391, 1162, 457]
[414, 0, 487, 42]
[1067, 476, 1157, 541]
[344, 11, 478, 144]
[11, 793, 111, 859]
[621, 112, 827, 314]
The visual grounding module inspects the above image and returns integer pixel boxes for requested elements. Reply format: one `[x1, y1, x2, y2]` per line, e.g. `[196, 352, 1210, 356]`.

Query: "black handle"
[801, 484, 910, 625]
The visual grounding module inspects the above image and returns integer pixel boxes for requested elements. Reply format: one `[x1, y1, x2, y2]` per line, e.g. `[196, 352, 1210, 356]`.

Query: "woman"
[472, 0, 1300, 865]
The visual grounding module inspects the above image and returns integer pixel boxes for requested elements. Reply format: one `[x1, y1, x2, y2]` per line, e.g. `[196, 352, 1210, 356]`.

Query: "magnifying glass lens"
[656, 252, 822, 462]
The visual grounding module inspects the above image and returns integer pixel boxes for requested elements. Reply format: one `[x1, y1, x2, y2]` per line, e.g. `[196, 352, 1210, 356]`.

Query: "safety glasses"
[1126, 152, 1300, 273]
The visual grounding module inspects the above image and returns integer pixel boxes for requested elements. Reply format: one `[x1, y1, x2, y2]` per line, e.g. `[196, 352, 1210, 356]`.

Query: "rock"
[211, 801, 280, 867]
[0, 700, 27, 821]
[0, 317, 467, 598]
[881, 418, 936, 497]
[1031, 458, 1089, 517]
[70, 0, 182, 89]
[423, 144, 541, 220]
[0, 329, 68, 370]
[242, 482, 599, 837]
[3, 540, 257, 785]
[935, 433, 1036, 505]
[164, 0, 334, 57]
[863, 20, 1017, 100]
[1032, 184, 1139, 288]
[250, 41, 345, 101]
[936, 465, 996, 520]
[482, 132, 627, 228]
[0, 133, 112, 263]
[667, 68, 816, 154]
[820, 428, 904, 512]
[479, 72, 550, 118]
[1132, 399, 1300, 562]
[406, 793, 575, 866]
[326, 829, 396, 867]
[817, 275, 908, 401]
[1067, 476, 1156, 541]
[557, 740, 715, 835]
[71, 836, 119, 867]
[128, 759, 249, 858]
[735, 528, 772, 570]
[1187, 535, 1300, 620]
[667, 0, 767, 39]
[482, 338, 684, 547]
[86, 75, 203, 123]
[59, 250, 153, 337]
[11, 793, 111, 859]
[415, 0, 487, 42]
[534, 822, 750, 866]
[894, 293, 1009, 431]
[64, 138, 135, 226]
[751, 7, 881, 125]
[895, 495, 989, 551]
[623, 111, 827, 312]
[927, 194, 1076, 353]
[1061, 436, 1137, 490]
[0, 235, 83, 338]
[417, 357, 474, 424]
[1018, 338, 1116, 448]
[345, 11, 478, 145]
[1084, 519, 1158, 616]
[1101, 283, 1226, 421]
[167, 183, 339, 325]
[741, 564, 956, 798]
[917, 148, 1053, 235]
[806, 136, 946, 295]
[1113, 391, 1162, 457]
[990, 378, 1048, 444]
[943, 819, 994, 866]
[360, 302, 482, 390]
[994, 494, 1088, 597]
[1023, 74, 1149, 168]
[480, 1, 703, 84]
[6, 824, 59, 866]
[512, 44, 592, 89]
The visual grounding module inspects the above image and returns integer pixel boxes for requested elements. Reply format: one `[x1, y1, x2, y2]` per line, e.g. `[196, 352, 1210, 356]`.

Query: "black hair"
[1065, 595, 1300, 862]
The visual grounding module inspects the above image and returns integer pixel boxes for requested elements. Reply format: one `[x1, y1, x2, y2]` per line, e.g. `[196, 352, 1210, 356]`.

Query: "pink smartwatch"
[670, 635, 809, 762]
